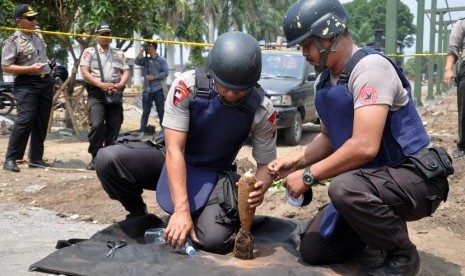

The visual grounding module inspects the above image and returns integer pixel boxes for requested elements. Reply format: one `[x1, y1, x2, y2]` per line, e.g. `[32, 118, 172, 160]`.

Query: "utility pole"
[414, 0, 425, 106]
[385, 0, 398, 62]
[426, 0, 437, 101]
[133, 31, 142, 87]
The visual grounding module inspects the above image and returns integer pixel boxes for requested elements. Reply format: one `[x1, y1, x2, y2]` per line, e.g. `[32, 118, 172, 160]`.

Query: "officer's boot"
[87, 154, 96, 170]
[124, 197, 148, 220]
[367, 245, 420, 276]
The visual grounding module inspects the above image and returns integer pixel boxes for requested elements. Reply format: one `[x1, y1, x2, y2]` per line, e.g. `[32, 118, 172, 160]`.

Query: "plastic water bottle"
[144, 228, 196, 256]
[286, 188, 313, 207]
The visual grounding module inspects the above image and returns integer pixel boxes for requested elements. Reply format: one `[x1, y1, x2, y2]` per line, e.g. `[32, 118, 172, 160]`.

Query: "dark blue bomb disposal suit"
[299, 47, 450, 264]
[96, 70, 264, 253]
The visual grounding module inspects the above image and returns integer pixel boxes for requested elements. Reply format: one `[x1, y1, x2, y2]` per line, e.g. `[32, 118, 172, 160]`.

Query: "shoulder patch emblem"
[358, 86, 378, 105]
[82, 49, 90, 60]
[173, 80, 191, 106]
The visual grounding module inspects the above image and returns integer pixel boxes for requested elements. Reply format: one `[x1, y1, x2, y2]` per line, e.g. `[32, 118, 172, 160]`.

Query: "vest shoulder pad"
[195, 67, 212, 99]
[338, 48, 370, 84]
[316, 70, 331, 90]
[242, 84, 265, 114]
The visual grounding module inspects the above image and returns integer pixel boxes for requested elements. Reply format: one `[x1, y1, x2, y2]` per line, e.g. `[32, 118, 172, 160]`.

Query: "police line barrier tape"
[0, 25, 448, 57]
[0, 26, 214, 48]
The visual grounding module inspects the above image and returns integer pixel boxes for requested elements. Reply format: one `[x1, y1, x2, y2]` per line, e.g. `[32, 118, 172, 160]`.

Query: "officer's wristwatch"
[302, 167, 316, 186]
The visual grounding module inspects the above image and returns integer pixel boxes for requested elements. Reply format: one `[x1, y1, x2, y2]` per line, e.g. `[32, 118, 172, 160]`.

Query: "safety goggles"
[20, 16, 37, 21]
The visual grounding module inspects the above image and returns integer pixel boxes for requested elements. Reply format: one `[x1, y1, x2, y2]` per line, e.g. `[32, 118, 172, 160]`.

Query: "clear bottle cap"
[185, 246, 196, 256]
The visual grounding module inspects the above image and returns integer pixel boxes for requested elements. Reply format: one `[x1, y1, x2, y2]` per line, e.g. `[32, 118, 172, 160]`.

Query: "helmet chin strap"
[311, 33, 343, 73]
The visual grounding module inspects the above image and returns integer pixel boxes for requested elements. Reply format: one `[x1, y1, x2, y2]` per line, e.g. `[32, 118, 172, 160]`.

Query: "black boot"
[367, 245, 420, 276]
[3, 160, 20, 172]
[125, 206, 149, 220]
[123, 196, 149, 220]
[86, 157, 96, 171]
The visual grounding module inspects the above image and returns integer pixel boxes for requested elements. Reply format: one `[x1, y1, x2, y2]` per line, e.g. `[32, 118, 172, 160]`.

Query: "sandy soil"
[1, 90, 465, 275]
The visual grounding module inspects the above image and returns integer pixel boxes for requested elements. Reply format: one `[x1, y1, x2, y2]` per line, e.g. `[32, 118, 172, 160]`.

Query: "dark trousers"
[457, 62, 465, 150]
[95, 139, 236, 254]
[300, 163, 449, 265]
[140, 89, 164, 133]
[5, 75, 54, 161]
[87, 96, 123, 157]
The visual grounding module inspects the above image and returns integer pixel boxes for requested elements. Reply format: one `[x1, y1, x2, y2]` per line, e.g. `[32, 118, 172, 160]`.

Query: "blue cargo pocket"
[320, 202, 340, 239]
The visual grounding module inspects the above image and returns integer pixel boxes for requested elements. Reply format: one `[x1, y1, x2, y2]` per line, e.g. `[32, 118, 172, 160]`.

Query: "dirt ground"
[1, 89, 465, 275]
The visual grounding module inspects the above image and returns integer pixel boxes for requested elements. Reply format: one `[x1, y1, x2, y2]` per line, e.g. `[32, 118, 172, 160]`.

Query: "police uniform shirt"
[80, 44, 129, 83]
[1, 30, 51, 76]
[163, 70, 277, 165]
[447, 18, 465, 63]
[316, 47, 409, 112]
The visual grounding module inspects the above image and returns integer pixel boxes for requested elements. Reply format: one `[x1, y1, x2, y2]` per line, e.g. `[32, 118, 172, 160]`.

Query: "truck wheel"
[284, 112, 302, 145]
[0, 93, 15, 115]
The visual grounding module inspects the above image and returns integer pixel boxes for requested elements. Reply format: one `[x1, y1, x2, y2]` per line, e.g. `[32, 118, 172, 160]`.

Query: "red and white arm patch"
[358, 86, 378, 105]
[82, 49, 90, 60]
[173, 80, 191, 106]
[268, 111, 277, 137]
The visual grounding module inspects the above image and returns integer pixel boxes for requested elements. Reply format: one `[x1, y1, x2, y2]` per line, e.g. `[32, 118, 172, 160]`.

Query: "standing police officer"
[2, 4, 54, 172]
[80, 23, 130, 170]
[444, 18, 465, 158]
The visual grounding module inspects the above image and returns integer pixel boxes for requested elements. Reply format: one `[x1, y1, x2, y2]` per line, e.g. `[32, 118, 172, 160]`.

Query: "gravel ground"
[0, 203, 108, 276]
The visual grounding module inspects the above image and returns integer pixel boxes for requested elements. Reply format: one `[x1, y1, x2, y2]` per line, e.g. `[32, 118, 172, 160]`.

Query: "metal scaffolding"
[385, 0, 465, 106]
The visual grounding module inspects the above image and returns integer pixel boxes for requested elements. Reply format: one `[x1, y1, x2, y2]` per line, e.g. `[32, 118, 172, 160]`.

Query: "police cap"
[13, 4, 38, 19]
[95, 23, 112, 34]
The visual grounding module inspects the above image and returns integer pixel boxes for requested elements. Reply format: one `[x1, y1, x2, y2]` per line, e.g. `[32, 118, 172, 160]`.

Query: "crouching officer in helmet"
[268, 0, 451, 275]
[2, 4, 55, 172]
[95, 31, 277, 254]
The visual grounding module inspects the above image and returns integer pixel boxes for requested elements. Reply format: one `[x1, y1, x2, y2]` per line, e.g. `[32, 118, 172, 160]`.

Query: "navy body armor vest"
[156, 68, 265, 214]
[315, 47, 430, 167]
[185, 68, 265, 170]
[316, 47, 430, 239]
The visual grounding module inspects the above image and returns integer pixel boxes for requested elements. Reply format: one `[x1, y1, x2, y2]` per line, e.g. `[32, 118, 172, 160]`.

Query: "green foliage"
[269, 178, 285, 194]
[350, 21, 374, 46]
[403, 56, 429, 79]
[344, 0, 416, 48]
[403, 57, 416, 79]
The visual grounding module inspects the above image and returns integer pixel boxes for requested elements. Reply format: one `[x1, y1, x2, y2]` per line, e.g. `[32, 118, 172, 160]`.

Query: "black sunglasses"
[20, 16, 36, 21]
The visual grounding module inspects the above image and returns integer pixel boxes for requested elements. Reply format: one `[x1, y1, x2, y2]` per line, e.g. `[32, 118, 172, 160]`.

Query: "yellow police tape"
[0, 26, 214, 48]
[0, 25, 448, 57]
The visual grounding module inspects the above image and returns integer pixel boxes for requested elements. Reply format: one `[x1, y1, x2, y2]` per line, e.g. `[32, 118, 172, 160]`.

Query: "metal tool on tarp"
[106, 240, 127, 258]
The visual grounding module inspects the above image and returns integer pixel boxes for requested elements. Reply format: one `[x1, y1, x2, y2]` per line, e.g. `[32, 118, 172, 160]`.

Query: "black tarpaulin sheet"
[29, 215, 366, 275]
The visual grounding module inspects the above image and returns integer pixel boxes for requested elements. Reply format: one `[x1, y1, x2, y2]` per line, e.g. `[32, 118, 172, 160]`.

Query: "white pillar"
[133, 31, 142, 86]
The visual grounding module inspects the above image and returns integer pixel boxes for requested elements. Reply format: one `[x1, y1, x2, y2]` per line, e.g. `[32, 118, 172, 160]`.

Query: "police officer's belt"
[17, 74, 51, 79]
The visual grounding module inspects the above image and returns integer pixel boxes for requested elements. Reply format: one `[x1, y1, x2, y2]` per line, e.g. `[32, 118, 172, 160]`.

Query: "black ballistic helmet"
[283, 0, 348, 47]
[207, 31, 261, 91]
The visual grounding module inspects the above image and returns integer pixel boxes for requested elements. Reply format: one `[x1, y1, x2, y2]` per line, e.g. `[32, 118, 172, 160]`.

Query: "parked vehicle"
[260, 50, 318, 145]
[0, 81, 15, 115]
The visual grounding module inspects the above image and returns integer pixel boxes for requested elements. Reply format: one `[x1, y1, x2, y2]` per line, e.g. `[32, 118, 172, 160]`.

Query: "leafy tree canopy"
[344, 0, 416, 48]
